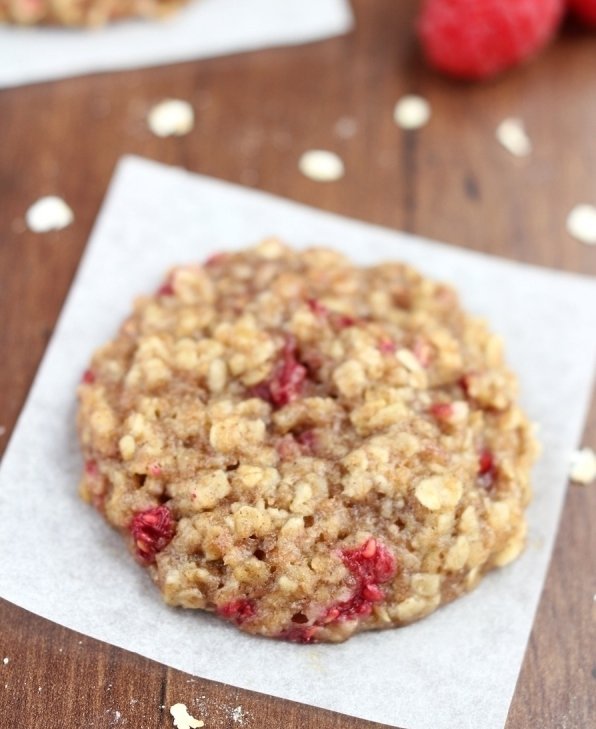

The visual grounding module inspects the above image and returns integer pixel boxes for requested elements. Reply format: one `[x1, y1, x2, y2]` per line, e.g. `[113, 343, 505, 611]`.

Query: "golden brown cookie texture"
[77, 240, 538, 643]
[0, 0, 188, 26]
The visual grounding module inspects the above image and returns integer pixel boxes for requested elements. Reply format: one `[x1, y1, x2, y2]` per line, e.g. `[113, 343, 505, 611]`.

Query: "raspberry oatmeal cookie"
[0, 0, 188, 26]
[78, 240, 537, 643]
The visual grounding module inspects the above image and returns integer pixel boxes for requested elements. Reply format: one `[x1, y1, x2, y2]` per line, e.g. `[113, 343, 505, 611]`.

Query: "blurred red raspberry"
[418, 0, 565, 80]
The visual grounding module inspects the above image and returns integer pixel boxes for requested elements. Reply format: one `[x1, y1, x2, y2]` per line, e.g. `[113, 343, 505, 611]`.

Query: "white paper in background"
[1, 156, 595, 729]
[0, 0, 352, 88]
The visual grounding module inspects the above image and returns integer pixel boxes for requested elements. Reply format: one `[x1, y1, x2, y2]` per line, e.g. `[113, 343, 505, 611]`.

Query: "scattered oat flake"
[496, 118, 532, 157]
[569, 448, 596, 485]
[25, 196, 74, 233]
[393, 95, 431, 130]
[148, 99, 194, 138]
[566, 204, 596, 245]
[170, 703, 204, 729]
[298, 150, 345, 182]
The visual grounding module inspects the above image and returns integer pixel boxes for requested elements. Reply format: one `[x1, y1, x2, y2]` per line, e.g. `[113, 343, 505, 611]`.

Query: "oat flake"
[569, 447, 596, 485]
[25, 196, 74, 233]
[298, 150, 344, 182]
[170, 703, 204, 729]
[496, 118, 532, 157]
[148, 99, 194, 138]
[393, 95, 431, 130]
[566, 204, 596, 246]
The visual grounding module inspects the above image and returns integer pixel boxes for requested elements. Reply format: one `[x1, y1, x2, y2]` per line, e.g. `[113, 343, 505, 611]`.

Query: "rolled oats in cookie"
[0, 0, 188, 26]
[77, 240, 538, 644]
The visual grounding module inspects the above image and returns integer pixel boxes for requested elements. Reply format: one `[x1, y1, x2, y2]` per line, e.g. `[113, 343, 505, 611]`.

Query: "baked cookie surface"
[77, 240, 537, 643]
[1, 0, 188, 26]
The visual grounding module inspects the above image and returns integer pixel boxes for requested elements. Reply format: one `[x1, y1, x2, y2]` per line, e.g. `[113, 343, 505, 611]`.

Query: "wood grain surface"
[0, 2, 595, 727]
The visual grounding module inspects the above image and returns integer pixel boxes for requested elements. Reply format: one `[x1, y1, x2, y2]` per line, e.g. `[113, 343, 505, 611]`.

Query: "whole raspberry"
[567, 0, 596, 25]
[418, 0, 564, 80]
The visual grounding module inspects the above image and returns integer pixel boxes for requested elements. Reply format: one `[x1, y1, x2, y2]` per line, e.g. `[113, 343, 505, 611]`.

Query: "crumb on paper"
[334, 116, 358, 139]
[298, 150, 345, 182]
[569, 447, 596, 485]
[170, 703, 204, 729]
[148, 99, 195, 138]
[566, 204, 596, 246]
[231, 706, 246, 724]
[25, 196, 74, 233]
[393, 95, 431, 130]
[495, 118, 532, 157]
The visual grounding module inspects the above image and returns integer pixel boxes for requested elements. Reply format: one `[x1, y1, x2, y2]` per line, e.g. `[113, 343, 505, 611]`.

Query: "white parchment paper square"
[0, 0, 352, 88]
[0, 156, 595, 729]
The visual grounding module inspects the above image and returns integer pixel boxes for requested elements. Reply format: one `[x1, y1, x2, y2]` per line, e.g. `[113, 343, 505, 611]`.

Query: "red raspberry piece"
[379, 339, 397, 355]
[478, 448, 497, 489]
[130, 505, 175, 564]
[323, 538, 397, 623]
[85, 459, 98, 476]
[217, 599, 256, 625]
[333, 314, 357, 329]
[430, 402, 453, 420]
[568, 0, 596, 25]
[278, 626, 319, 644]
[269, 342, 307, 405]
[147, 463, 162, 477]
[418, 0, 564, 80]
[459, 372, 474, 397]
[276, 430, 317, 460]
[247, 382, 273, 402]
[296, 429, 317, 453]
[479, 448, 495, 475]
[252, 336, 307, 408]
[277, 540, 396, 641]
[82, 369, 96, 384]
[362, 583, 384, 602]
[307, 298, 329, 317]
[156, 281, 174, 297]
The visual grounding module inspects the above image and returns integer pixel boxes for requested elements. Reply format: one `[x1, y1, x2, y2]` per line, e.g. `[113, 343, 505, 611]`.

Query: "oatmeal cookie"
[0, 0, 188, 26]
[77, 240, 537, 643]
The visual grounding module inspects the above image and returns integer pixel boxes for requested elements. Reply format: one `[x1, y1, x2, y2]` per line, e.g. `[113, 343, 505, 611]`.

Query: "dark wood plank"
[0, 2, 594, 727]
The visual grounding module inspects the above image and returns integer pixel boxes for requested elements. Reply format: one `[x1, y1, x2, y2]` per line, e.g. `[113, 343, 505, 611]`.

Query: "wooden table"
[1, 2, 594, 727]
